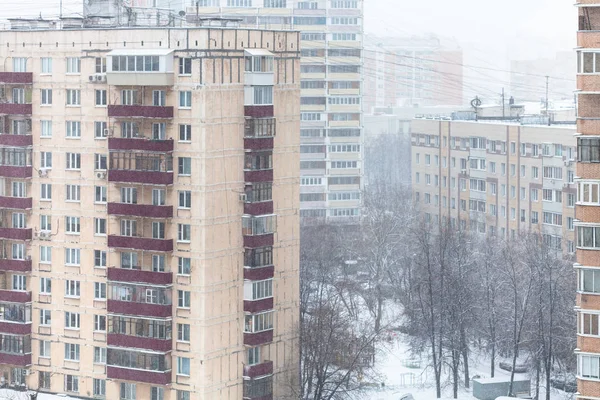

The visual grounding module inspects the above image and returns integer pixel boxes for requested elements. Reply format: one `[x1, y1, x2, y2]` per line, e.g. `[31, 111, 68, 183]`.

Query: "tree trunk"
[452, 349, 459, 399]
[490, 325, 496, 378]
[461, 324, 470, 388]
[534, 359, 540, 400]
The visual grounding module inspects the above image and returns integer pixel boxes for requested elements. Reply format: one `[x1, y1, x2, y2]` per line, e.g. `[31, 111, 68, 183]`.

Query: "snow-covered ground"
[0, 389, 79, 399]
[364, 334, 576, 400]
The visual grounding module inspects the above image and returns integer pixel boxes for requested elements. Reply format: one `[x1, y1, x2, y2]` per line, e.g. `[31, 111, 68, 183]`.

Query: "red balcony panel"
[0, 104, 32, 116]
[243, 234, 274, 248]
[0, 196, 31, 210]
[108, 235, 173, 252]
[245, 106, 274, 118]
[0, 352, 31, 367]
[0, 135, 32, 147]
[244, 360, 273, 379]
[108, 203, 173, 218]
[107, 300, 172, 318]
[108, 105, 174, 119]
[108, 137, 174, 152]
[0, 72, 32, 85]
[244, 201, 273, 216]
[0, 228, 32, 241]
[0, 291, 31, 303]
[244, 266, 274, 281]
[0, 322, 31, 335]
[0, 259, 31, 272]
[108, 170, 173, 185]
[244, 170, 273, 183]
[107, 365, 171, 385]
[244, 330, 274, 346]
[244, 297, 273, 313]
[108, 267, 172, 285]
[0, 166, 32, 179]
[244, 138, 274, 151]
[107, 333, 172, 353]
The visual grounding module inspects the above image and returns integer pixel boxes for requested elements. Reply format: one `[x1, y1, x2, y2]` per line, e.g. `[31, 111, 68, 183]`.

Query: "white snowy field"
[364, 334, 576, 400]
[0, 389, 80, 400]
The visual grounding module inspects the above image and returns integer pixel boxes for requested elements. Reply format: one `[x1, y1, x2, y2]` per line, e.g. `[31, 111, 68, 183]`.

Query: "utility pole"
[501, 87, 505, 118]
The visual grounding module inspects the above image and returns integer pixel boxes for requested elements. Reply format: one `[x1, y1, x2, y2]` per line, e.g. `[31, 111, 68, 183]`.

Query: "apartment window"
[66, 185, 80, 202]
[179, 91, 192, 108]
[152, 255, 165, 272]
[489, 162, 496, 173]
[568, 170, 575, 183]
[112, 54, 160, 72]
[543, 166, 562, 179]
[253, 86, 273, 105]
[13, 58, 26, 72]
[177, 357, 191, 376]
[179, 124, 191, 141]
[178, 257, 191, 275]
[65, 312, 80, 329]
[120, 220, 137, 237]
[95, 186, 107, 203]
[95, 282, 107, 300]
[94, 250, 107, 268]
[510, 164, 516, 176]
[66, 122, 81, 138]
[94, 121, 108, 138]
[121, 187, 137, 204]
[66, 152, 81, 169]
[178, 157, 191, 175]
[577, 226, 600, 248]
[152, 222, 165, 239]
[39, 340, 50, 358]
[579, 181, 600, 204]
[178, 290, 191, 308]
[65, 248, 80, 266]
[531, 189, 538, 201]
[40, 246, 51, 263]
[520, 165, 525, 177]
[65, 216, 80, 234]
[579, 354, 600, 379]
[40, 277, 51, 294]
[532, 144, 539, 156]
[40, 309, 51, 326]
[41, 89, 52, 105]
[520, 187, 526, 200]
[40, 152, 52, 169]
[95, 57, 107, 73]
[95, 154, 108, 170]
[65, 280, 80, 297]
[152, 90, 166, 106]
[94, 315, 107, 332]
[95, 89, 107, 106]
[177, 391, 190, 400]
[543, 212, 562, 226]
[10, 275, 25, 291]
[567, 217, 574, 230]
[120, 252, 137, 270]
[95, 218, 107, 235]
[251, 279, 273, 300]
[568, 193, 576, 207]
[511, 208, 516, 220]
[179, 57, 192, 75]
[64, 343, 80, 361]
[120, 383, 136, 400]
[65, 375, 79, 393]
[41, 57, 52, 74]
[121, 89, 139, 105]
[66, 57, 80, 74]
[40, 120, 52, 138]
[93, 379, 106, 397]
[501, 163, 506, 175]
[152, 189, 166, 206]
[152, 123, 166, 140]
[177, 323, 190, 342]
[490, 183, 497, 195]
[520, 209, 526, 222]
[244, 311, 274, 333]
[531, 166, 539, 179]
[66, 89, 80, 106]
[11, 243, 24, 260]
[151, 387, 165, 400]
[581, 269, 600, 293]
[531, 211, 539, 224]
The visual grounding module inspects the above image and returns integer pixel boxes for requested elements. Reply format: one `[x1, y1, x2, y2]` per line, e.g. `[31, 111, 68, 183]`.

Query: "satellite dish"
[179, 10, 186, 16]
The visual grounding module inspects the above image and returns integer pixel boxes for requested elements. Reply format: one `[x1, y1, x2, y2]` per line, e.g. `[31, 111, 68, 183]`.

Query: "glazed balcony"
[108, 299, 171, 318]
[0, 291, 30, 304]
[0, 134, 32, 147]
[244, 297, 274, 313]
[107, 366, 170, 385]
[108, 267, 172, 285]
[107, 333, 171, 353]
[109, 152, 173, 185]
[108, 235, 173, 252]
[0, 352, 31, 367]
[0, 104, 31, 116]
[0, 73, 32, 85]
[0, 303, 30, 335]
[109, 170, 173, 185]
[243, 360, 273, 379]
[0, 196, 31, 210]
[0, 228, 32, 241]
[108, 105, 173, 119]
[243, 330, 274, 346]
[107, 203, 173, 219]
[244, 118, 275, 151]
[108, 137, 174, 153]
[0, 166, 32, 179]
[0, 259, 31, 273]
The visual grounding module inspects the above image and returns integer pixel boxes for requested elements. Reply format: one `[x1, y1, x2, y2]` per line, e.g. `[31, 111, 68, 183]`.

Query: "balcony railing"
[107, 300, 171, 318]
[0, 104, 32, 116]
[0, 259, 31, 272]
[108, 235, 173, 252]
[0, 291, 30, 303]
[244, 329, 274, 346]
[108, 137, 174, 152]
[107, 333, 172, 353]
[0, 322, 30, 336]
[0, 228, 32, 241]
[107, 365, 170, 385]
[108, 170, 173, 185]
[245, 105, 274, 118]
[0, 73, 32, 85]
[0, 166, 32, 179]
[108, 105, 174, 119]
[107, 203, 173, 219]
[0, 196, 32, 210]
[0, 134, 32, 147]
[108, 267, 172, 285]
[244, 297, 274, 314]
[0, 352, 31, 367]
[243, 360, 273, 379]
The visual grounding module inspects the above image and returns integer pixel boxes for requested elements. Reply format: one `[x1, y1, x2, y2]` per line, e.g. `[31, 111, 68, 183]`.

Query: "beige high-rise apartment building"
[411, 118, 576, 254]
[0, 21, 300, 400]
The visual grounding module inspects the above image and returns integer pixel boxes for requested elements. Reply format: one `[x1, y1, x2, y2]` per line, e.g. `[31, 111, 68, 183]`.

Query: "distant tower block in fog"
[363, 35, 464, 113]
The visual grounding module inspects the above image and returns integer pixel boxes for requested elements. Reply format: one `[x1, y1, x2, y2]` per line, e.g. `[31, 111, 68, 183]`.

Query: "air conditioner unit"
[103, 129, 109, 137]
[564, 160, 571, 167]
[89, 75, 95, 82]
[460, 169, 467, 174]
[96, 74, 107, 83]
[39, 231, 50, 240]
[239, 193, 247, 202]
[38, 169, 48, 177]
[96, 171, 107, 179]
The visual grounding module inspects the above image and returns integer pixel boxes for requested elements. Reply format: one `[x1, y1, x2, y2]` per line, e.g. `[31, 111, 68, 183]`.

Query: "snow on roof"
[244, 49, 274, 57]
[473, 377, 529, 384]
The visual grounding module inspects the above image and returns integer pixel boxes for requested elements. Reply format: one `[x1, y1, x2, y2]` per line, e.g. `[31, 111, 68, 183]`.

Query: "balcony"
[0, 291, 30, 304]
[108, 137, 174, 153]
[244, 266, 274, 281]
[243, 360, 273, 379]
[0, 228, 32, 241]
[244, 201, 274, 216]
[0, 352, 31, 367]
[108, 105, 173, 119]
[244, 330, 273, 346]
[0, 197, 31, 210]
[245, 105, 274, 118]
[0, 321, 30, 336]
[0, 73, 32, 85]
[0, 135, 32, 147]
[0, 259, 31, 273]
[244, 118, 276, 139]
[108, 170, 173, 185]
[107, 333, 171, 353]
[243, 234, 274, 248]
[108, 267, 172, 285]
[244, 297, 273, 314]
[0, 166, 31, 179]
[244, 170, 273, 183]
[0, 104, 32, 116]
[107, 366, 170, 385]
[108, 203, 173, 219]
[108, 235, 173, 252]
[108, 300, 171, 318]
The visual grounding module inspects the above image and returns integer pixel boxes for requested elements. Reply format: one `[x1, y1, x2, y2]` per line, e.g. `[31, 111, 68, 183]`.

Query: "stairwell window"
[253, 86, 273, 105]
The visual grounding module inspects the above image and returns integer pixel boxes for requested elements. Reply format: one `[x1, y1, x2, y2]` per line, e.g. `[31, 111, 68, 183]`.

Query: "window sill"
[65, 137, 82, 139]
[65, 327, 80, 331]
[40, 136, 52, 139]
[178, 140, 192, 144]
[94, 137, 107, 140]
[65, 105, 81, 108]
[95, 105, 107, 108]
[177, 240, 191, 244]
[178, 107, 192, 110]
[94, 298, 107, 302]
[40, 104, 52, 107]
[64, 296, 81, 299]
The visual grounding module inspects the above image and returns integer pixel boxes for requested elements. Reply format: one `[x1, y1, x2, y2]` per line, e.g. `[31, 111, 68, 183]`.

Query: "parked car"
[399, 394, 415, 400]
[499, 361, 528, 373]
[550, 374, 577, 393]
